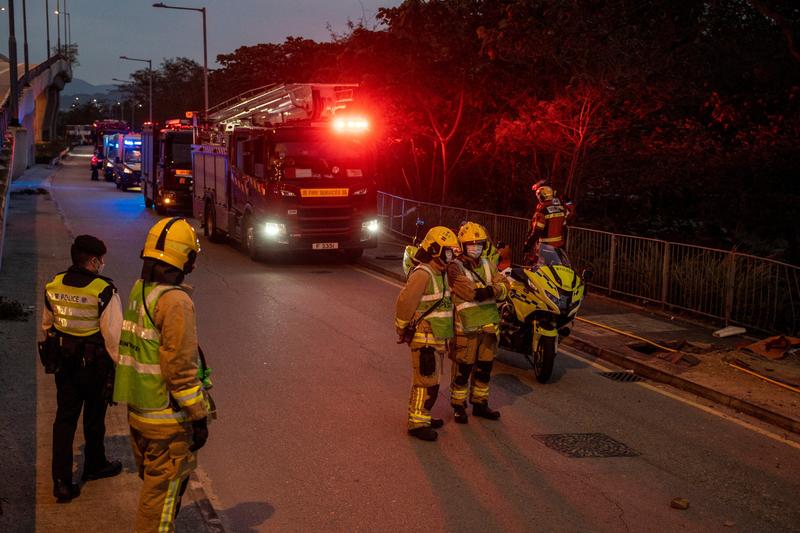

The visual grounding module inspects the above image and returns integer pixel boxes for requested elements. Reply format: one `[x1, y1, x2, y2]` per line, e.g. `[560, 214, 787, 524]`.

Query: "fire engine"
[142, 119, 194, 214]
[192, 83, 378, 260]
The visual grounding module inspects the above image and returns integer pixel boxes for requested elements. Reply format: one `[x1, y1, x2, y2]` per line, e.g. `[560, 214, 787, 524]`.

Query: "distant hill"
[62, 78, 117, 96]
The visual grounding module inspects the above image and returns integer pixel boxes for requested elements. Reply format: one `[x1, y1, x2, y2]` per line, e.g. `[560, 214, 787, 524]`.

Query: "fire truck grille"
[296, 207, 356, 234]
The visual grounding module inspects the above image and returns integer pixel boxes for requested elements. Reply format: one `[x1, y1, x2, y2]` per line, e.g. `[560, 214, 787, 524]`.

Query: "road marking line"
[352, 265, 404, 288]
[355, 262, 800, 451]
[560, 346, 800, 451]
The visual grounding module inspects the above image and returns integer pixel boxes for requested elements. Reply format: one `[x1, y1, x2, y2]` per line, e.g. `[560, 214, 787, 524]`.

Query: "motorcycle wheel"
[532, 335, 556, 383]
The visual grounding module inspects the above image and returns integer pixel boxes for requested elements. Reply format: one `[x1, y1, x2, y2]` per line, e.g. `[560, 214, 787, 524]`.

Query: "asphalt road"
[43, 146, 800, 532]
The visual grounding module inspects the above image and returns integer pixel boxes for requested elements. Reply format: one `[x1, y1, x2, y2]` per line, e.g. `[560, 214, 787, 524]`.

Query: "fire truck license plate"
[312, 242, 339, 250]
[300, 188, 349, 198]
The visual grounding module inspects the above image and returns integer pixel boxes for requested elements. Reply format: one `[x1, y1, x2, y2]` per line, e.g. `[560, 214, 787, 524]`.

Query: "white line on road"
[353, 264, 800, 451]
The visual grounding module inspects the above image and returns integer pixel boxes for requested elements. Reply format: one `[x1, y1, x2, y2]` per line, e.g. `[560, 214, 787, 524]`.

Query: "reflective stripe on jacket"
[45, 273, 109, 337]
[114, 280, 204, 425]
[413, 264, 454, 341]
[452, 258, 501, 332]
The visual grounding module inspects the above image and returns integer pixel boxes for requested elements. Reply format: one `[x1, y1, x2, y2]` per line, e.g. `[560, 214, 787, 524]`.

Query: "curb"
[562, 335, 800, 436]
[355, 257, 800, 436]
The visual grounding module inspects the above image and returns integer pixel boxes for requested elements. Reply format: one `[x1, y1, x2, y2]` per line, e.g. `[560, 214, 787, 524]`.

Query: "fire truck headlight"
[280, 189, 296, 197]
[106, 162, 113, 168]
[123, 167, 133, 174]
[352, 188, 368, 196]
[362, 219, 380, 233]
[264, 222, 286, 237]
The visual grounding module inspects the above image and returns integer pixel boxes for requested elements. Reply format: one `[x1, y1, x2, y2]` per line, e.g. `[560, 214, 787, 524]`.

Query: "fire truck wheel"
[243, 216, 265, 261]
[204, 201, 224, 243]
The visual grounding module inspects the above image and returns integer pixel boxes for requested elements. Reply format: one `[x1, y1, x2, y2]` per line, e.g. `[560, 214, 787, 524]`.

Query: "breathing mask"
[466, 244, 483, 259]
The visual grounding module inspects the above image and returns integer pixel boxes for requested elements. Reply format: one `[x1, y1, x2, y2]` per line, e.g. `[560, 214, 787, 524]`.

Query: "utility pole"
[22, 0, 29, 79]
[46, 0, 51, 59]
[7, 0, 20, 125]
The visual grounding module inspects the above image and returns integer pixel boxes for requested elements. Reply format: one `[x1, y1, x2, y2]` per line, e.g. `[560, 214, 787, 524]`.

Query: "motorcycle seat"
[508, 267, 529, 283]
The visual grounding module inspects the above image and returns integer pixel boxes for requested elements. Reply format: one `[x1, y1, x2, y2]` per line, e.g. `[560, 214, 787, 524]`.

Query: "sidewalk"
[360, 232, 800, 436]
[0, 164, 212, 532]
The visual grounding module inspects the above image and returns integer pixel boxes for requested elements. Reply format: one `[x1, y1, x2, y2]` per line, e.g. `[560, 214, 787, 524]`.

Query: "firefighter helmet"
[533, 183, 554, 202]
[142, 217, 201, 272]
[457, 222, 489, 247]
[419, 226, 458, 258]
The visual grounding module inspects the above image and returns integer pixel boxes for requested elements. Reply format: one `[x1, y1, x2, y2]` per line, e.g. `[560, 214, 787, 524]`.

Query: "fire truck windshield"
[273, 139, 369, 177]
[168, 133, 193, 168]
[125, 147, 142, 164]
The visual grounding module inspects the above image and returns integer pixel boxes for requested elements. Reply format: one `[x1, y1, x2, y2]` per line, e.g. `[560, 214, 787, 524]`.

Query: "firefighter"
[113, 217, 209, 533]
[448, 223, 510, 423]
[522, 182, 573, 262]
[41, 235, 123, 502]
[395, 226, 458, 442]
[90, 150, 103, 181]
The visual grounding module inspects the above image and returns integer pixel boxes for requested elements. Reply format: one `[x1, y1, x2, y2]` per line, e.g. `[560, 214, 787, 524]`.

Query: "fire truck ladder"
[206, 83, 358, 130]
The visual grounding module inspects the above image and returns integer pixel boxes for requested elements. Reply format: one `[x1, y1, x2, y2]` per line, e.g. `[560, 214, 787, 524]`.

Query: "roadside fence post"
[661, 241, 670, 308]
[724, 252, 736, 325]
[609, 234, 617, 294]
[401, 198, 405, 235]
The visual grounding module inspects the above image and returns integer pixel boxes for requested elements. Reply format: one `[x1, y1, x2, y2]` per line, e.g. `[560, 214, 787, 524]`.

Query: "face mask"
[466, 244, 483, 259]
[443, 249, 454, 263]
[94, 258, 105, 274]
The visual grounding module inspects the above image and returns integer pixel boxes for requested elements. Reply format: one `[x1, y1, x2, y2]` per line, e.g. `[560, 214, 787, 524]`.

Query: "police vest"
[414, 264, 454, 341]
[45, 273, 110, 337]
[454, 258, 501, 331]
[113, 280, 203, 425]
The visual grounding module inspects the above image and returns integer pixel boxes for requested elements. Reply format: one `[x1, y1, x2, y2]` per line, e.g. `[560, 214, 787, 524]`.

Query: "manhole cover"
[534, 433, 639, 458]
[599, 371, 644, 383]
[310, 270, 333, 274]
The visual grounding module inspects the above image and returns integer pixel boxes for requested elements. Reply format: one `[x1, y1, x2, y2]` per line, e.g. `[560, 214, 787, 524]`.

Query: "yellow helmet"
[457, 222, 489, 246]
[533, 184, 554, 202]
[142, 217, 201, 272]
[419, 226, 458, 258]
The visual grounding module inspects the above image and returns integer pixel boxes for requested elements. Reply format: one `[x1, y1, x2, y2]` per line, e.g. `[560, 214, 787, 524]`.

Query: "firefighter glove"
[474, 286, 495, 302]
[189, 417, 209, 452]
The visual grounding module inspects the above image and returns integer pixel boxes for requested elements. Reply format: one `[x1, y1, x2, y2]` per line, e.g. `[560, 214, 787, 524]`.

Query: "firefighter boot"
[430, 418, 444, 429]
[53, 479, 81, 502]
[408, 426, 438, 441]
[472, 403, 501, 420]
[453, 405, 469, 424]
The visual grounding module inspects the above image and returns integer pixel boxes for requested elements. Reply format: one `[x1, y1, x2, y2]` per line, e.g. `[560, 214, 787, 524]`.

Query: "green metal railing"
[377, 191, 800, 335]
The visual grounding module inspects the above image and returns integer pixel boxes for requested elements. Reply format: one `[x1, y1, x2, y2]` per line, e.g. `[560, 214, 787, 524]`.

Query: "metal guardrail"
[377, 191, 800, 336]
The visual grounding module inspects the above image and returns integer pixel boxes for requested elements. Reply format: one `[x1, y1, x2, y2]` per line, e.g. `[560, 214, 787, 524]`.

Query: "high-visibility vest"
[45, 273, 110, 337]
[413, 264, 454, 341]
[453, 258, 501, 331]
[113, 280, 204, 425]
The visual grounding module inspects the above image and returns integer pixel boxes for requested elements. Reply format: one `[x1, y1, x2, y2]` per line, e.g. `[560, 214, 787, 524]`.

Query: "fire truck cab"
[192, 84, 379, 261]
[142, 119, 194, 214]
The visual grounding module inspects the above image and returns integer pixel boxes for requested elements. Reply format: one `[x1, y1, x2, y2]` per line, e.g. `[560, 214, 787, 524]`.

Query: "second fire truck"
[192, 83, 379, 260]
[142, 119, 194, 214]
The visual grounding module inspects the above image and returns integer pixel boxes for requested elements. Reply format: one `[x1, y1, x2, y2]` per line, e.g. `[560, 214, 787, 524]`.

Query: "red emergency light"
[332, 117, 369, 134]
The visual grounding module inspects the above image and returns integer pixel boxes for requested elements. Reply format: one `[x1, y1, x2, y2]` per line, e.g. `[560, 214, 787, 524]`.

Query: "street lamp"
[21, 0, 29, 78]
[152, 2, 208, 118]
[119, 55, 153, 123]
[6, 0, 19, 125]
[54, 1, 60, 55]
[45, 0, 50, 59]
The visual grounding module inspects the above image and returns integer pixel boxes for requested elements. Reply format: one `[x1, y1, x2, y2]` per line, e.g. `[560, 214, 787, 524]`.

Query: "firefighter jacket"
[42, 266, 122, 361]
[395, 262, 454, 347]
[448, 257, 510, 334]
[526, 198, 572, 249]
[114, 280, 208, 429]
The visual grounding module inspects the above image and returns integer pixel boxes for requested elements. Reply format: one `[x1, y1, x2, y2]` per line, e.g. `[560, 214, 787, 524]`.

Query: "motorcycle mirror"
[581, 269, 594, 283]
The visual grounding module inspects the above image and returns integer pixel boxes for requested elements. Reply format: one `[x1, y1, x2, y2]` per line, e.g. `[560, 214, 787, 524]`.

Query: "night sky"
[1, 0, 400, 85]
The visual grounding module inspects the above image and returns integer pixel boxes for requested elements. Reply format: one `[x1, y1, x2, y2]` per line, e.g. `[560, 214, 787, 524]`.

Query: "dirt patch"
[0, 297, 31, 321]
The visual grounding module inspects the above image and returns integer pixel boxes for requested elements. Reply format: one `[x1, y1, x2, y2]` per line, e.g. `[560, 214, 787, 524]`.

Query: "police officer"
[395, 226, 458, 442]
[114, 217, 210, 533]
[41, 235, 123, 502]
[448, 223, 510, 423]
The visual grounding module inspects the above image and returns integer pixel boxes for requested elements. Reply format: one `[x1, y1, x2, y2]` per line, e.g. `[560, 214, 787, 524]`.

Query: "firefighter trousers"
[450, 331, 498, 407]
[129, 421, 196, 533]
[408, 345, 444, 429]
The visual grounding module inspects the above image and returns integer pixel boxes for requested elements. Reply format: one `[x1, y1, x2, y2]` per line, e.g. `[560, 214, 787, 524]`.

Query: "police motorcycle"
[498, 244, 589, 383]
